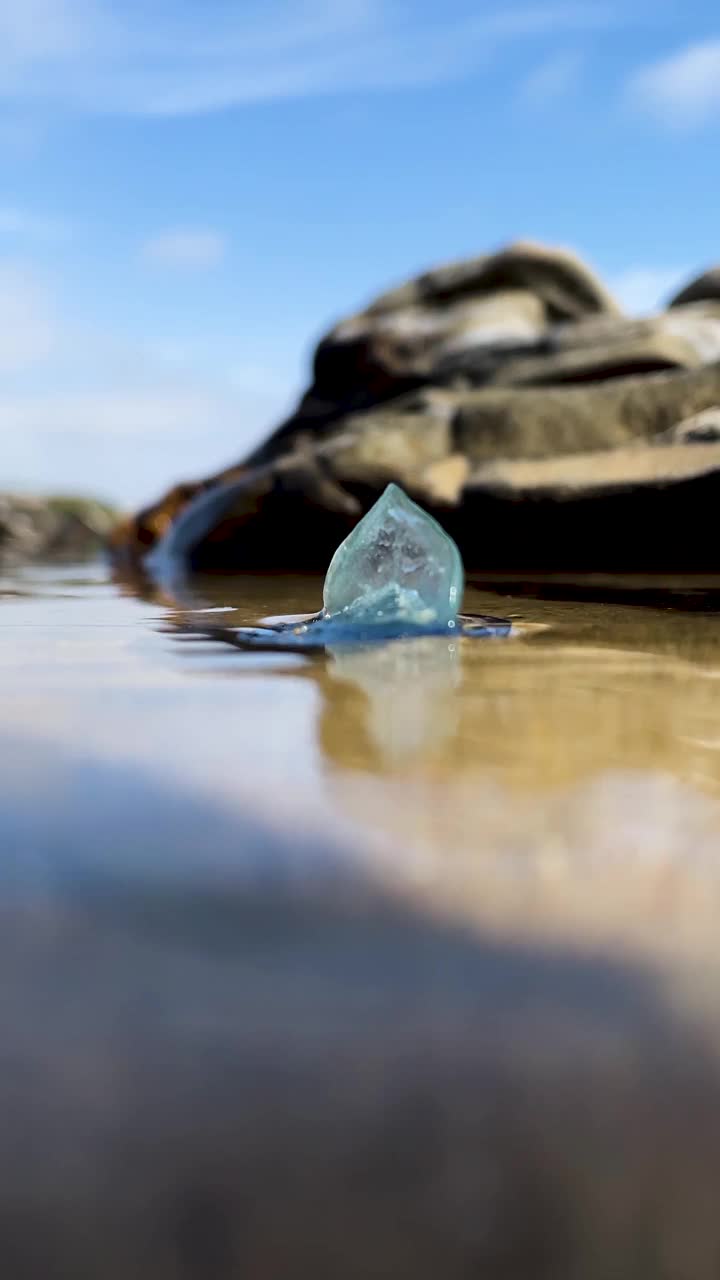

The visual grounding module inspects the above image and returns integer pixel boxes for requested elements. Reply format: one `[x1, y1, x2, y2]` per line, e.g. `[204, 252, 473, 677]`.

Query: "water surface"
[4, 558, 720, 969]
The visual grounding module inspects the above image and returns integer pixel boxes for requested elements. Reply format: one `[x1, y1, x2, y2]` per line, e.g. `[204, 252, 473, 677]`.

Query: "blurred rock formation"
[113, 241, 720, 572]
[0, 495, 116, 564]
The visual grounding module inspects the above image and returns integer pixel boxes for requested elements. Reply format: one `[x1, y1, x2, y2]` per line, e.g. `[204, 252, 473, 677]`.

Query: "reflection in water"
[313, 622, 720, 792]
[326, 637, 461, 764]
[108, 565, 720, 960]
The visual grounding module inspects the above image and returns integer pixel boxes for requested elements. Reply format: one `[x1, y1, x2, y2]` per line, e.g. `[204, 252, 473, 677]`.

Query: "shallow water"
[4, 557, 720, 968]
[9, 558, 720, 1273]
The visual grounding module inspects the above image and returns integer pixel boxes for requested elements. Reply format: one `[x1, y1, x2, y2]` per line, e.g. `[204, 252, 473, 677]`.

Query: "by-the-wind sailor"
[322, 483, 463, 632]
[173, 484, 510, 652]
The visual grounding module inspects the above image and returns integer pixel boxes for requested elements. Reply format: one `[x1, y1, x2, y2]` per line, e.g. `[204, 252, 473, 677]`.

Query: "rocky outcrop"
[112, 241, 720, 572]
[670, 268, 720, 309]
[0, 495, 116, 564]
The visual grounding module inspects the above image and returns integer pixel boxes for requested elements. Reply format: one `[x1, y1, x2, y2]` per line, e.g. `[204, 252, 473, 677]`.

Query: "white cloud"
[609, 265, 691, 314]
[518, 50, 582, 104]
[0, 260, 57, 371]
[142, 229, 227, 270]
[628, 39, 720, 128]
[0, 0, 619, 117]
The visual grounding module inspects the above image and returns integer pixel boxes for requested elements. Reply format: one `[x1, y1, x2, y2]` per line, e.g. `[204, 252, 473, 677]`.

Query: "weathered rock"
[440, 308, 720, 389]
[670, 268, 720, 309]
[486, 328, 699, 387]
[454, 363, 720, 463]
[369, 239, 621, 319]
[660, 301, 720, 362]
[310, 288, 546, 415]
[0, 494, 115, 564]
[251, 241, 620, 468]
[112, 241, 720, 573]
[659, 406, 720, 445]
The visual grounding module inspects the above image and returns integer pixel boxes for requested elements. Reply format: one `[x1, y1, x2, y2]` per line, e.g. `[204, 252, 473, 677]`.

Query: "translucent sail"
[323, 483, 463, 631]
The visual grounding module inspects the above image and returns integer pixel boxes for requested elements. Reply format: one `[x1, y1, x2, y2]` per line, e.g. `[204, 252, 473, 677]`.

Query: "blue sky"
[1, 0, 720, 507]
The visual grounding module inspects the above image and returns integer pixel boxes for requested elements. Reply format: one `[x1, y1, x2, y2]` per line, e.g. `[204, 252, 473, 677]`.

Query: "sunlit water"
[4, 557, 720, 969]
[10, 558, 720, 1271]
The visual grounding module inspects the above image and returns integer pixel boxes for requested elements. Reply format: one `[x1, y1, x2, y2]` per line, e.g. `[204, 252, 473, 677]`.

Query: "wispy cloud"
[518, 50, 583, 105]
[142, 229, 227, 270]
[0, 0, 618, 117]
[609, 265, 691, 314]
[627, 39, 720, 128]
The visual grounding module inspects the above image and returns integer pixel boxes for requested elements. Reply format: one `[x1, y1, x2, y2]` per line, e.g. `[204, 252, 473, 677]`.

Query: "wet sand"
[4, 560, 720, 1276]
